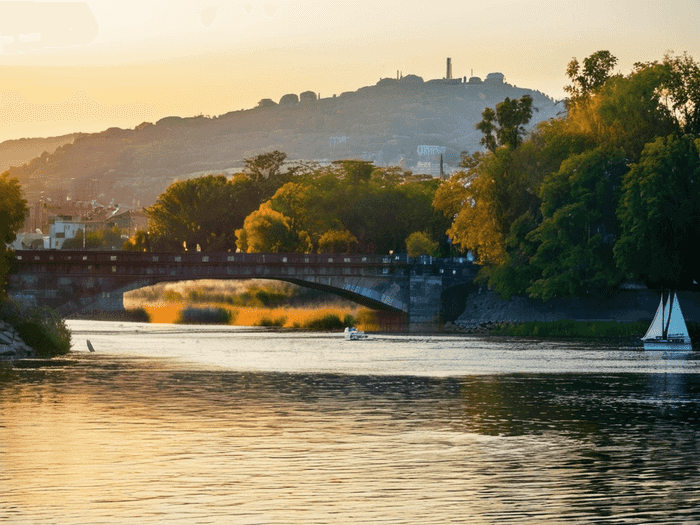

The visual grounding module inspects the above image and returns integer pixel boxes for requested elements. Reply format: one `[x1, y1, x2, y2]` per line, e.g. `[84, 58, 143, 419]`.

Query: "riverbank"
[0, 302, 71, 360]
[0, 320, 35, 361]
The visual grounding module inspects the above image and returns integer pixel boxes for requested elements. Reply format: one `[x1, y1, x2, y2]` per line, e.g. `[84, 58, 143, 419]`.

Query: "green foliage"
[439, 50, 700, 299]
[0, 172, 29, 298]
[615, 134, 700, 288]
[564, 50, 618, 102]
[236, 201, 308, 253]
[476, 95, 533, 151]
[526, 148, 626, 300]
[1, 301, 71, 357]
[491, 320, 648, 338]
[237, 161, 449, 255]
[406, 231, 439, 257]
[144, 151, 294, 252]
[317, 229, 359, 253]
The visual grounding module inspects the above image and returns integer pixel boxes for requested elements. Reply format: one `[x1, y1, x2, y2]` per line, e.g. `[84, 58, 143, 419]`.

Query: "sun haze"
[1, 0, 698, 142]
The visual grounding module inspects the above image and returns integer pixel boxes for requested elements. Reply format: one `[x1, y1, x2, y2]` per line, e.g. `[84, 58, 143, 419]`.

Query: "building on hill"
[257, 98, 277, 108]
[279, 93, 299, 105]
[299, 91, 317, 103]
[485, 72, 505, 84]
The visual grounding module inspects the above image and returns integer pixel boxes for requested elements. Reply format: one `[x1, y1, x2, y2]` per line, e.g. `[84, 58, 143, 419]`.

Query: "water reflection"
[2, 353, 700, 523]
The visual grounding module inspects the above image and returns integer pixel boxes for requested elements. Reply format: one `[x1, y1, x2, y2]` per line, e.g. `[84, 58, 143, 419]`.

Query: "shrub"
[176, 306, 233, 324]
[1, 301, 71, 357]
[124, 307, 150, 322]
[255, 315, 287, 327]
[302, 313, 345, 330]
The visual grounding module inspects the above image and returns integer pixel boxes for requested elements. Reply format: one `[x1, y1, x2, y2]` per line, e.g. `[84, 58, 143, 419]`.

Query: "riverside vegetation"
[123, 279, 380, 331]
[1, 173, 71, 358]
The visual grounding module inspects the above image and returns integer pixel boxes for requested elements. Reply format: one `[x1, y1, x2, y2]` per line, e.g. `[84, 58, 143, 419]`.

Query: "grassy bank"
[0, 301, 71, 357]
[489, 320, 649, 338]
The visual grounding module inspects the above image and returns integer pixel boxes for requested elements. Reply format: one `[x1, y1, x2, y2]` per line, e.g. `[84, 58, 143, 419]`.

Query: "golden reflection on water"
[2, 355, 700, 524]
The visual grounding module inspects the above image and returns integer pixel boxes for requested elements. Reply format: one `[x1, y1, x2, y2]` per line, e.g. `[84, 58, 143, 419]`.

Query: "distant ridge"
[6, 74, 563, 208]
[0, 133, 83, 173]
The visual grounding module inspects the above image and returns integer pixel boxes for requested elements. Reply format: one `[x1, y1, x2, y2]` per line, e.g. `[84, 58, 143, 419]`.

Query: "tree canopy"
[438, 50, 700, 299]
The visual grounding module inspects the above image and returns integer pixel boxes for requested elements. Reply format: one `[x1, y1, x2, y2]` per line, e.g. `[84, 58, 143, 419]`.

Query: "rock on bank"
[0, 321, 36, 361]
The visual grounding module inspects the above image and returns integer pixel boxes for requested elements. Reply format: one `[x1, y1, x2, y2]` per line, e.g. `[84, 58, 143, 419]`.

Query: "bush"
[302, 313, 345, 330]
[176, 306, 234, 324]
[254, 315, 287, 327]
[0, 301, 71, 357]
[124, 308, 150, 322]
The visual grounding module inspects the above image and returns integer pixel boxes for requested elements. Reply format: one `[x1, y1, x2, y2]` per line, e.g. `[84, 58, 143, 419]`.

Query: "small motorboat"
[344, 327, 368, 341]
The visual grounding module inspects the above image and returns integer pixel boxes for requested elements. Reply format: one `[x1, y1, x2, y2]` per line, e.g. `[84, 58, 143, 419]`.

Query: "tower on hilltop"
[446, 57, 452, 80]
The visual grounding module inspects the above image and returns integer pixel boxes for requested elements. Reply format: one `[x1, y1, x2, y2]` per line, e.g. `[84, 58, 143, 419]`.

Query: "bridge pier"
[409, 275, 444, 332]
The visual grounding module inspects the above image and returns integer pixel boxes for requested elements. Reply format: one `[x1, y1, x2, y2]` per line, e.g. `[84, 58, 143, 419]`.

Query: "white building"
[49, 220, 86, 249]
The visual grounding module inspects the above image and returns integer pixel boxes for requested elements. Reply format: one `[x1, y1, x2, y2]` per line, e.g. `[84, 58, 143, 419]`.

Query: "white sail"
[642, 295, 665, 341]
[666, 292, 691, 341]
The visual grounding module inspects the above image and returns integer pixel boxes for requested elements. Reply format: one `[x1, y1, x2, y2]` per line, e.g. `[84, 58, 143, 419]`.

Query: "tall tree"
[564, 50, 618, 102]
[145, 174, 239, 252]
[0, 172, 29, 297]
[475, 95, 534, 151]
[615, 134, 700, 288]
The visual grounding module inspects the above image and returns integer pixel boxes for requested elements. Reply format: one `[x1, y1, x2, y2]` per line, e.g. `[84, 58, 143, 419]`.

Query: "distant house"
[105, 208, 148, 233]
[468, 76, 483, 84]
[49, 219, 85, 249]
[279, 93, 299, 105]
[299, 91, 317, 103]
[485, 72, 505, 84]
[400, 74, 424, 84]
[257, 98, 278, 108]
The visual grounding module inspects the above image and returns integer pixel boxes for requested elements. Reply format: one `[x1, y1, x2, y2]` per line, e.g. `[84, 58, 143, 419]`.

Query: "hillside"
[6, 75, 562, 207]
[0, 133, 83, 173]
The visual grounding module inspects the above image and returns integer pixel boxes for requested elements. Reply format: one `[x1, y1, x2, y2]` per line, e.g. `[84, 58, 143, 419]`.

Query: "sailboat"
[642, 291, 693, 353]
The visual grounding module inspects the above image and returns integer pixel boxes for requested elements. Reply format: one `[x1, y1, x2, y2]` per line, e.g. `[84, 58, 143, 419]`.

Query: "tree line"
[126, 151, 450, 258]
[434, 51, 700, 298]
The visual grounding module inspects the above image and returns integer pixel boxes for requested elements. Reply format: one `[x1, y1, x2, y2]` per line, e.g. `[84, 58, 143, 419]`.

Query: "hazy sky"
[0, 0, 698, 142]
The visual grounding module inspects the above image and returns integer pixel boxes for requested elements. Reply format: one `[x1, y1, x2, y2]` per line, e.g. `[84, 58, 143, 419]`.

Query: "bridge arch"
[9, 250, 477, 332]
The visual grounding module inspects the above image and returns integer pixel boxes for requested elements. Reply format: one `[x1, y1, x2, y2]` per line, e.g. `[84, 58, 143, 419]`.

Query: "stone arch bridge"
[8, 250, 477, 332]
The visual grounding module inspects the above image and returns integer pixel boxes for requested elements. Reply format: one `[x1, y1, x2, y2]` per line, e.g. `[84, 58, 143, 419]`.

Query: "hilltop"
[5, 73, 562, 208]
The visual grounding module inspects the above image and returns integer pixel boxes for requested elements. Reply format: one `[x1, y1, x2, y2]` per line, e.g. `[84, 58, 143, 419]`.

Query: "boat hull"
[643, 341, 692, 352]
[644, 340, 693, 359]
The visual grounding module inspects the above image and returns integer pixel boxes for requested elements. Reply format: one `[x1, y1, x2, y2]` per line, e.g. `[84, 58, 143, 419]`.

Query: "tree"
[475, 95, 533, 152]
[243, 150, 289, 182]
[657, 52, 700, 135]
[122, 230, 150, 251]
[406, 231, 438, 257]
[235, 202, 310, 253]
[317, 230, 359, 253]
[526, 148, 627, 300]
[564, 50, 618, 102]
[145, 174, 243, 252]
[0, 172, 29, 297]
[615, 134, 700, 288]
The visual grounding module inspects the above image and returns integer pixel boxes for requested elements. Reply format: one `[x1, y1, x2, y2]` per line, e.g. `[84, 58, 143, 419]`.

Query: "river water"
[2, 320, 700, 524]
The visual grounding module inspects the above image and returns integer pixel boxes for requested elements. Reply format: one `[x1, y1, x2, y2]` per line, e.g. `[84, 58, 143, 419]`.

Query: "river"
[2, 320, 700, 524]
